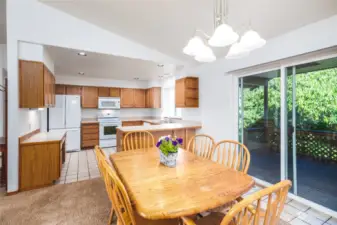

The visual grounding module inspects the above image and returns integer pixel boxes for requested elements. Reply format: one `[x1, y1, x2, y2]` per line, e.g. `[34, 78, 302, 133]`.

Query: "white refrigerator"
[49, 95, 81, 152]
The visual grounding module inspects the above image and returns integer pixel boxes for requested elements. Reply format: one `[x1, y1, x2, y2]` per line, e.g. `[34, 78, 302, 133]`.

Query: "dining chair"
[94, 146, 115, 225]
[181, 180, 292, 225]
[187, 134, 216, 160]
[101, 157, 179, 225]
[123, 131, 155, 151]
[212, 140, 251, 174]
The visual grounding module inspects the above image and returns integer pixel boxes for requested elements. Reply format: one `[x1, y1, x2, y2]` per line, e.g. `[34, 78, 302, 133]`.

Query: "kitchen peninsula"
[116, 120, 202, 152]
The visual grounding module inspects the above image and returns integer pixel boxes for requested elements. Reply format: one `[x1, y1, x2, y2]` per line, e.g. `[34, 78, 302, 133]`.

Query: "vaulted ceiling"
[41, 0, 337, 64]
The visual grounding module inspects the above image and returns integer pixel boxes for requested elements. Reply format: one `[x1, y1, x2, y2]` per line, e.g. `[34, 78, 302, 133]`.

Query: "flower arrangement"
[156, 135, 183, 167]
[156, 135, 183, 156]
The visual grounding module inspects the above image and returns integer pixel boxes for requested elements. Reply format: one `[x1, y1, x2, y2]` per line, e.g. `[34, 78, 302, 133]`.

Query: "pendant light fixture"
[182, 0, 266, 62]
[239, 29, 266, 51]
[183, 36, 206, 56]
[208, 0, 238, 47]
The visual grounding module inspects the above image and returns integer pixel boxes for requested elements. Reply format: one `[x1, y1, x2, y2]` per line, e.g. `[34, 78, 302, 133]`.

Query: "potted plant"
[156, 135, 183, 167]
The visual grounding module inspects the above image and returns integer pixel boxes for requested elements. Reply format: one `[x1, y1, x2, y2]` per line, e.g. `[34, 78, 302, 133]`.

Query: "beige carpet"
[0, 179, 289, 225]
[0, 179, 111, 225]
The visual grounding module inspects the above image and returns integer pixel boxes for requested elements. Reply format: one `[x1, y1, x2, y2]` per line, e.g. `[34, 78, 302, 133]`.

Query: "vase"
[159, 149, 178, 168]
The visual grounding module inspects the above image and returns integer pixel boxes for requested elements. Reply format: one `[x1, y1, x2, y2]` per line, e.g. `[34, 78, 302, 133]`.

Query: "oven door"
[99, 123, 119, 140]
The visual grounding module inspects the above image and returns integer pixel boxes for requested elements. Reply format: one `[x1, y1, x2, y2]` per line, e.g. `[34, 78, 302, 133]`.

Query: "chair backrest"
[220, 180, 292, 225]
[123, 131, 155, 151]
[212, 140, 251, 174]
[94, 146, 114, 203]
[101, 157, 136, 225]
[187, 134, 215, 159]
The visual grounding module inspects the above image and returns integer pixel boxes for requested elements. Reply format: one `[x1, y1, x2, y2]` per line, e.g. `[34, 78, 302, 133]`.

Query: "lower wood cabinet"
[122, 121, 144, 127]
[19, 135, 65, 191]
[81, 123, 99, 148]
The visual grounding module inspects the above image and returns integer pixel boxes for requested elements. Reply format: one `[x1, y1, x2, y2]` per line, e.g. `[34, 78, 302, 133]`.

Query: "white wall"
[180, 15, 337, 142]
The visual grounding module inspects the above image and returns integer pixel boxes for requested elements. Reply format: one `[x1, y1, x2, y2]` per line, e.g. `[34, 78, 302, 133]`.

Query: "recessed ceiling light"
[157, 64, 164, 67]
[77, 52, 87, 56]
[78, 72, 85, 75]
[134, 77, 139, 80]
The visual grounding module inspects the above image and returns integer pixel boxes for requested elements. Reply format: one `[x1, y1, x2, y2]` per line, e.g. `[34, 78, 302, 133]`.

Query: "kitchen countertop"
[81, 118, 99, 124]
[117, 122, 202, 132]
[21, 130, 67, 145]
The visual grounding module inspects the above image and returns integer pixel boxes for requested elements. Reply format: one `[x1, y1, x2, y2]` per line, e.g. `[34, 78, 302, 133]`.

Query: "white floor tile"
[281, 211, 297, 222]
[284, 204, 303, 217]
[298, 212, 325, 225]
[306, 208, 331, 222]
[288, 200, 310, 211]
[290, 218, 309, 225]
[326, 217, 337, 225]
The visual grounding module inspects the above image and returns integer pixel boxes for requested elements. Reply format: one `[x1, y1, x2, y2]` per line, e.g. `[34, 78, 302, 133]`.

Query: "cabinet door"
[152, 87, 161, 108]
[120, 88, 135, 108]
[43, 66, 51, 106]
[55, 84, 66, 95]
[110, 88, 120, 97]
[134, 89, 146, 108]
[145, 89, 151, 108]
[66, 85, 82, 95]
[175, 79, 185, 107]
[81, 86, 98, 108]
[51, 73, 56, 106]
[98, 87, 110, 97]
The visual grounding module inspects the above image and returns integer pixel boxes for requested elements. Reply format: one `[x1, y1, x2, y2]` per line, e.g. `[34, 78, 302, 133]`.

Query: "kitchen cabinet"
[121, 88, 146, 108]
[19, 131, 66, 191]
[109, 88, 120, 97]
[19, 60, 56, 108]
[66, 85, 82, 95]
[146, 87, 161, 108]
[98, 87, 110, 97]
[81, 86, 98, 108]
[55, 84, 66, 95]
[134, 89, 146, 108]
[122, 121, 144, 127]
[120, 88, 135, 108]
[175, 77, 199, 108]
[81, 123, 99, 148]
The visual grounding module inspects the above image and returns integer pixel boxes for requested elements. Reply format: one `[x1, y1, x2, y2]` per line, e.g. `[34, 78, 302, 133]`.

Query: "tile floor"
[58, 148, 337, 225]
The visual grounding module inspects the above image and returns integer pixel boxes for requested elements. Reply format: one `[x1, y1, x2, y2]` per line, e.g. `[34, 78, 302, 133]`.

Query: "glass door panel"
[239, 69, 281, 184]
[287, 57, 337, 211]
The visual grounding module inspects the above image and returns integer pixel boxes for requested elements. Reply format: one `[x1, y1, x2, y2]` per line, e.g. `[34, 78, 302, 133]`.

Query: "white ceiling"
[47, 45, 175, 80]
[0, 0, 6, 44]
[41, 0, 337, 63]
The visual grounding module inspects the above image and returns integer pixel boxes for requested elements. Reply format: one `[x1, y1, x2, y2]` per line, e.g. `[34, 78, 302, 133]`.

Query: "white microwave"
[98, 97, 121, 109]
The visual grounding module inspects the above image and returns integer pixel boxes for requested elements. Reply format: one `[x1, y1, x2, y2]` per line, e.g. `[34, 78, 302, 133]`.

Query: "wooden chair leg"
[108, 206, 115, 225]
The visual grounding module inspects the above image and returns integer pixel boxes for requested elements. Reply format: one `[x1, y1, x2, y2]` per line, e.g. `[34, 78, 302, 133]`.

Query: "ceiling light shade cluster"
[183, 0, 266, 63]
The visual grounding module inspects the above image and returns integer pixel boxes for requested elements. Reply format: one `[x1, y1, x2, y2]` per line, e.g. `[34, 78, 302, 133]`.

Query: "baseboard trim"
[6, 190, 19, 196]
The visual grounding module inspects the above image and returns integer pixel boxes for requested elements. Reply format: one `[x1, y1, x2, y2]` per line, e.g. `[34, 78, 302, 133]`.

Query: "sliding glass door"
[238, 69, 281, 184]
[287, 57, 337, 210]
[238, 56, 337, 211]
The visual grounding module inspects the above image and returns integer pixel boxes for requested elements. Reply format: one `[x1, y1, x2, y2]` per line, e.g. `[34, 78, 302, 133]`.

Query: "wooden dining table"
[109, 147, 255, 220]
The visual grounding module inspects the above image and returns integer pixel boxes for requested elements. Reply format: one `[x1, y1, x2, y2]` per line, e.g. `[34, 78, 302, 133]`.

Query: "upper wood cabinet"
[120, 88, 135, 108]
[66, 85, 82, 95]
[55, 84, 66, 95]
[98, 87, 120, 97]
[146, 87, 161, 108]
[81, 86, 98, 108]
[134, 89, 146, 108]
[175, 77, 199, 108]
[19, 60, 56, 108]
[98, 87, 110, 97]
[109, 88, 120, 97]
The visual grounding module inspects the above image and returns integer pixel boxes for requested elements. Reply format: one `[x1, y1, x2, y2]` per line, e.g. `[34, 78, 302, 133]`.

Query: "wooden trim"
[6, 190, 19, 196]
[18, 129, 40, 144]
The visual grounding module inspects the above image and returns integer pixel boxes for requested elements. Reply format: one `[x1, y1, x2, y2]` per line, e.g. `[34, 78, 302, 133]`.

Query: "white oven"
[98, 115, 121, 148]
[98, 97, 120, 109]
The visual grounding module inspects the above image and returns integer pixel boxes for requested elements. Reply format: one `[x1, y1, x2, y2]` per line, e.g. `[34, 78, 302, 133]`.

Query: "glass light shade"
[194, 46, 216, 62]
[208, 24, 239, 47]
[239, 30, 266, 51]
[226, 42, 250, 59]
[183, 36, 205, 56]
